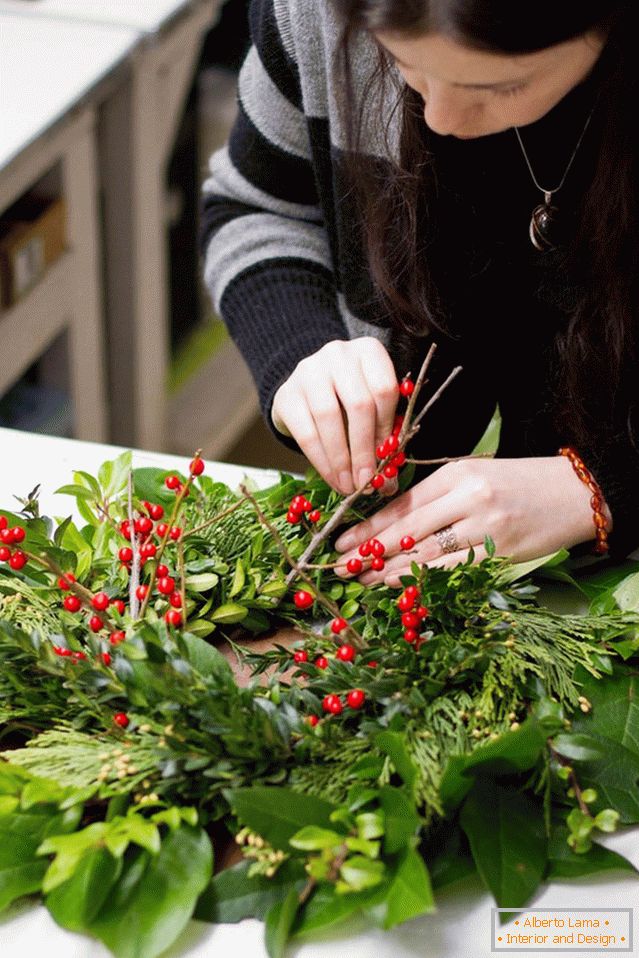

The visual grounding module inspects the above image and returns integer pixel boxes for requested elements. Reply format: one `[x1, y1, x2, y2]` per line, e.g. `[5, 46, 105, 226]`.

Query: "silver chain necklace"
[514, 105, 596, 251]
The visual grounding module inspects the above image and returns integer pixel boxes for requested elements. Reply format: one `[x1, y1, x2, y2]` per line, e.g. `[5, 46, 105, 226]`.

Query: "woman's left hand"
[333, 455, 609, 587]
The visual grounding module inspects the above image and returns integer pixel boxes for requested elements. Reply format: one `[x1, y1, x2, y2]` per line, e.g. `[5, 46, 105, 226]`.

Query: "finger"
[280, 388, 342, 492]
[423, 542, 488, 572]
[376, 517, 479, 576]
[358, 341, 399, 444]
[334, 467, 459, 553]
[331, 364, 378, 491]
[302, 376, 354, 494]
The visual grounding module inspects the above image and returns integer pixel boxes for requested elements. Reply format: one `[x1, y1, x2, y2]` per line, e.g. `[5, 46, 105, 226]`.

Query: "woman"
[200, 0, 637, 586]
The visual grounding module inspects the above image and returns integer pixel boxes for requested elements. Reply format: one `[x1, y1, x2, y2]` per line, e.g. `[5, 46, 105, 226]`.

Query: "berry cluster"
[396, 585, 429, 645]
[285, 494, 321, 525]
[292, 642, 368, 723]
[0, 517, 27, 570]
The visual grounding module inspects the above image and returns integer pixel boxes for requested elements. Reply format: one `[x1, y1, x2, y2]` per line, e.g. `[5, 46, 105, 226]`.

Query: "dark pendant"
[529, 192, 558, 251]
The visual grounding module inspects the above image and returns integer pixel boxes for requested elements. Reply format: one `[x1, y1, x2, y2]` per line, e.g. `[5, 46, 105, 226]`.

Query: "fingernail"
[338, 471, 353, 495]
[335, 533, 355, 552]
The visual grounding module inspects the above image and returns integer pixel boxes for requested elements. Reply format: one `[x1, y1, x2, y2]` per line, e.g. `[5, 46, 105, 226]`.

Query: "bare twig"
[178, 541, 187, 628]
[239, 484, 365, 648]
[406, 452, 494, 466]
[128, 472, 140, 619]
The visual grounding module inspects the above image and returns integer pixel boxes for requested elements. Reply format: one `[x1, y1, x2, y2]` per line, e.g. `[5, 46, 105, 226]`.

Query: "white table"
[0, 429, 637, 958]
[0, 16, 139, 441]
[0, 0, 206, 33]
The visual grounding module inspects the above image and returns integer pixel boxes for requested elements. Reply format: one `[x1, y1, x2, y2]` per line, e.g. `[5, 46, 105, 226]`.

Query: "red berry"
[111, 599, 126, 615]
[322, 694, 343, 715]
[336, 643, 356, 662]
[169, 527, 182, 541]
[404, 628, 418, 643]
[392, 414, 404, 434]
[405, 585, 420, 601]
[288, 495, 304, 513]
[135, 584, 149, 601]
[306, 714, 319, 727]
[371, 540, 385, 557]
[165, 475, 180, 490]
[0, 546, 11, 562]
[63, 594, 81, 613]
[301, 499, 313, 512]
[383, 464, 398, 479]
[165, 609, 183, 627]
[156, 564, 169, 578]
[371, 557, 385, 571]
[9, 550, 27, 570]
[315, 656, 329, 669]
[347, 689, 365, 709]
[89, 615, 104, 633]
[367, 660, 378, 668]
[113, 712, 129, 728]
[157, 576, 175, 596]
[149, 503, 164, 520]
[58, 572, 76, 590]
[386, 434, 399, 453]
[110, 631, 126, 645]
[140, 542, 157, 560]
[120, 521, 132, 540]
[371, 474, 385, 490]
[0, 516, 6, 530]
[308, 509, 321, 523]
[0, 529, 13, 545]
[72, 651, 87, 661]
[417, 605, 429, 619]
[397, 594, 414, 612]
[293, 649, 308, 663]
[137, 516, 154, 536]
[331, 617, 349, 635]
[400, 535, 416, 551]
[119, 547, 133, 563]
[53, 645, 70, 657]
[169, 591, 182, 608]
[286, 511, 301, 524]
[10, 526, 25, 543]
[346, 557, 363, 574]
[358, 541, 372, 557]
[156, 522, 169, 538]
[399, 378, 415, 397]
[293, 590, 314, 610]
[391, 451, 406, 467]
[189, 457, 205, 476]
[91, 592, 110, 612]
[376, 442, 388, 460]
[401, 611, 421, 629]
[101, 652, 112, 666]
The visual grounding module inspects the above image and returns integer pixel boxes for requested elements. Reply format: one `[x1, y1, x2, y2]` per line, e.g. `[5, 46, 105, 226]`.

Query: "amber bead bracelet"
[558, 446, 609, 555]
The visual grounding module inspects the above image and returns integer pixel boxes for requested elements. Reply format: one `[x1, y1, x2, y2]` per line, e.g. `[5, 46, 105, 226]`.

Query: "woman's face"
[374, 30, 606, 138]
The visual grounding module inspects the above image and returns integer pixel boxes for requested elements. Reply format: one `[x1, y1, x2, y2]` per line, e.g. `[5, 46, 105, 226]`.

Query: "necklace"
[514, 105, 596, 252]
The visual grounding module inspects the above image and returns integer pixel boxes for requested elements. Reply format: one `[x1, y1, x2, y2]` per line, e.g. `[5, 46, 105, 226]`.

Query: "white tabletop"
[0, 0, 201, 34]
[0, 13, 138, 173]
[0, 428, 637, 958]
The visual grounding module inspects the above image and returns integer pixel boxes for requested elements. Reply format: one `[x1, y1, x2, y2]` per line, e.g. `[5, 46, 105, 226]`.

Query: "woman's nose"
[421, 86, 477, 136]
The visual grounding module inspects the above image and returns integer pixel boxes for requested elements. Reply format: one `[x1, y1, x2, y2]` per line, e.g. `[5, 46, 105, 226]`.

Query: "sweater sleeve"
[200, 0, 347, 448]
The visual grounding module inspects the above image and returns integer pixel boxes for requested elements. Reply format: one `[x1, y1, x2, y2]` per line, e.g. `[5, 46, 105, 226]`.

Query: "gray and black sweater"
[200, 0, 639, 558]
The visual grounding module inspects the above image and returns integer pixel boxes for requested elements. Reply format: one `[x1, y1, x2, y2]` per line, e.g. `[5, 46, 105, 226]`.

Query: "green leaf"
[340, 599, 360, 619]
[194, 860, 305, 924]
[552, 733, 605, 762]
[546, 823, 637, 879]
[612, 570, 639, 611]
[181, 633, 232, 680]
[210, 603, 249, 624]
[265, 886, 300, 958]
[460, 780, 547, 907]
[367, 848, 435, 930]
[339, 855, 385, 891]
[289, 826, 344, 851]
[378, 787, 420, 854]
[226, 788, 336, 852]
[426, 826, 476, 890]
[472, 405, 501, 456]
[499, 550, 569, 585]
[185, 573, 219, 593]
[375, 731, 417, 790]
[355, 810, 385, 841]
[568, 668, 639, 823]
[229, 559, 246, 598]
[54, 484, 96, 501]
[84, 825, 212, 958]
[293, 883, 384, 939]
[46, 848, 122, 929]
[56, 521, 94, 580]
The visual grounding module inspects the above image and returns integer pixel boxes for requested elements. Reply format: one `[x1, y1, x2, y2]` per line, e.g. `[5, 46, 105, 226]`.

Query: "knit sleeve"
[200, 0, 347, 448]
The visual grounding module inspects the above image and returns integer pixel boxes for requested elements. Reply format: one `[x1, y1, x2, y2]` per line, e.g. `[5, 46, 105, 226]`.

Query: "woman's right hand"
[271, 337, 400, 495]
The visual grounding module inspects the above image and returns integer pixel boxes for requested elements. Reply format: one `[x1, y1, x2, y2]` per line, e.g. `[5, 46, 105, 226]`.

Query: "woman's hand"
[334, 455, 611, 586]
[271, 338, 399, 495]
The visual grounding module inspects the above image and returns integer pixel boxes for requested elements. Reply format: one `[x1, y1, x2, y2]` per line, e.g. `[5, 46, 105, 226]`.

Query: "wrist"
[558, 447, 612, 554]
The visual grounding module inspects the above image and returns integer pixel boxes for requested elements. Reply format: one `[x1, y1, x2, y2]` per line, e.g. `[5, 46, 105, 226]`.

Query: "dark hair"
[333, 0, 638, 452]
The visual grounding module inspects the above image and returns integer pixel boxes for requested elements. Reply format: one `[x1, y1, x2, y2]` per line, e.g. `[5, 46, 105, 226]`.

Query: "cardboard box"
[0, 197, 66, 310]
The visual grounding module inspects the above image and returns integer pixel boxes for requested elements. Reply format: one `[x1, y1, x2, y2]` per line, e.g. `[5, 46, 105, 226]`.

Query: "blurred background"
[0, 0, 307, 474]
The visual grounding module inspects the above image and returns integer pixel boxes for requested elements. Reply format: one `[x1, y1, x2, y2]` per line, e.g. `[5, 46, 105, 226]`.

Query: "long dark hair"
[332, 0, 638, 451]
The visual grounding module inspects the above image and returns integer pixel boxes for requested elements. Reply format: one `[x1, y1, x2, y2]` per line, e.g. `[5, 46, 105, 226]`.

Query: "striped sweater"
[200, 0, 639, 558]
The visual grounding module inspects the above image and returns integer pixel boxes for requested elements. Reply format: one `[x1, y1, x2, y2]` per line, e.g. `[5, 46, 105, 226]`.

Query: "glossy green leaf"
[460, 780, 547, 907]
[552, 733, 605, 762]
[194, 859, 305, 924]
[265, 886, 300, 958]
[46, 848, 122, 929]
[378, 787, 420, 854]
[339, 855, 385, 891]
[226, 788, 336, 852]
[289, 826, 344, 851]
[547, 823, 636, 879]
[375, 731, 417, 789]
[210, 603, 249, 624]
[367, 848, 435, 930]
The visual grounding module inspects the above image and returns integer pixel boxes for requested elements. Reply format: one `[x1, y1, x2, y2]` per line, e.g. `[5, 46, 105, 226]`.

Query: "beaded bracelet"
[558, 446, 609, 555]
